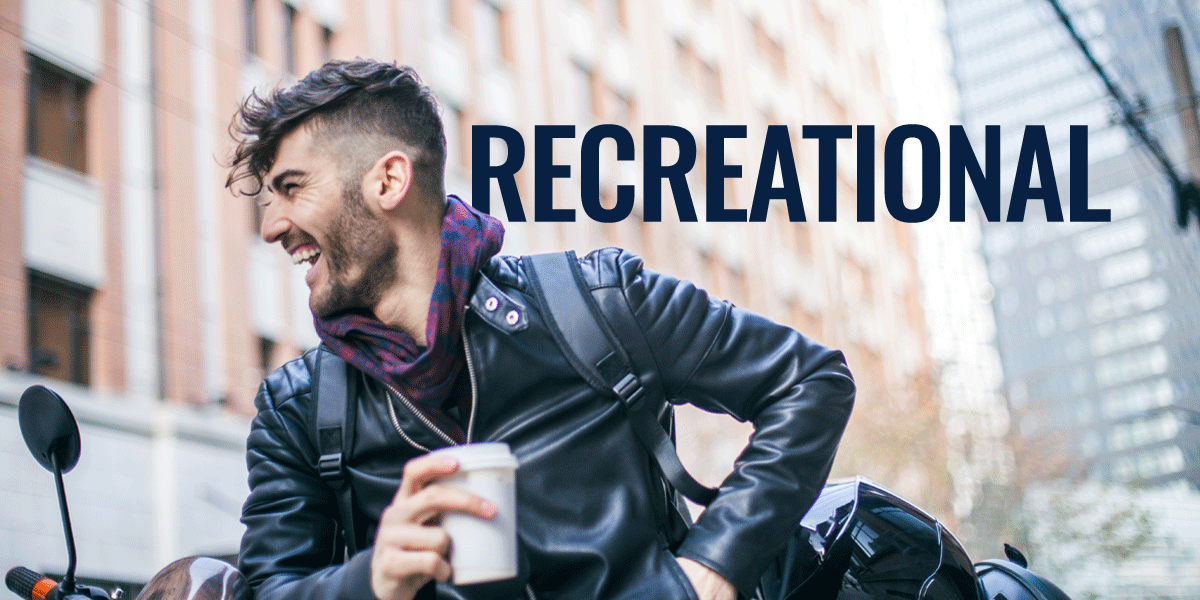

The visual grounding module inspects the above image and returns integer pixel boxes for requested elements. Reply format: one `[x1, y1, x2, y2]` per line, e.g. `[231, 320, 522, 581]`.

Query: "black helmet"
[975, 545, 1073, 600]
[759, 477, 984, 600]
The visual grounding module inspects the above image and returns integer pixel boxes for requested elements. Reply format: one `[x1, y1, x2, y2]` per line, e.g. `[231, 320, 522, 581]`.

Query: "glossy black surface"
[762, 478, 983, 600]
[18, 385, 81, 474]
[842, 484, 942, 599]
[976, 559, 1074, 600]
[137, 557, 250, 600]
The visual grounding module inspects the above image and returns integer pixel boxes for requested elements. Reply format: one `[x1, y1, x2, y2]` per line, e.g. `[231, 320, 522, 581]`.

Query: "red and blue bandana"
[314, 195, 505, 443]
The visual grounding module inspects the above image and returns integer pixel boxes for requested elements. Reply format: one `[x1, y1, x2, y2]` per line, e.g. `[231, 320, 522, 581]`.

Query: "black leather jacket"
[239, 249, 855, 600]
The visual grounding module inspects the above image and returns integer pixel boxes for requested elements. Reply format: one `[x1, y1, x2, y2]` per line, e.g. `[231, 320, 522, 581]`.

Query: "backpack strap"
[314, 346, 360, 556]
[523, 251, 719, 506]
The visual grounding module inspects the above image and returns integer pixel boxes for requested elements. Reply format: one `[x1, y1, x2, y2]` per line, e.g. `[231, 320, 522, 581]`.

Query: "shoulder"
[481, 247, 647, 293]
[255, 347, 321, 413]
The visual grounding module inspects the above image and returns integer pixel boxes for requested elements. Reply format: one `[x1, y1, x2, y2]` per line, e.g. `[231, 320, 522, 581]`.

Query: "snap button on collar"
[485, 296, 499, 312]
[505, 310, 520, 326]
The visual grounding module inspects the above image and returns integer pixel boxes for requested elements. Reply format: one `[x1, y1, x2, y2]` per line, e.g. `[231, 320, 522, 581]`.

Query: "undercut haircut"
[227, 59, 447, 199]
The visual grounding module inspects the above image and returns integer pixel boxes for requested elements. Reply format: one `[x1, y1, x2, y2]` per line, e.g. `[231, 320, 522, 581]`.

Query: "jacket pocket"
[663, 549, 701, 600]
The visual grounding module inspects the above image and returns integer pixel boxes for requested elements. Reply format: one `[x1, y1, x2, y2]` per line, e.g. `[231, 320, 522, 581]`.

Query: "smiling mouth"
[291, 247, 322, 266]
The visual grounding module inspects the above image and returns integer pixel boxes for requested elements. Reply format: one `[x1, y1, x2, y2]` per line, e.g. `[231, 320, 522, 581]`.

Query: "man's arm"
[239, 380, 377, 600]
[610, 250, 856, 599]
[240, 368, 498, 600]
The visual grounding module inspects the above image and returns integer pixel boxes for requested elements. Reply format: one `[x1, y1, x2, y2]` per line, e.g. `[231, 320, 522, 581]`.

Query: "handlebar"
[5, 567, 54, 600]
[5, 566, 115, 600]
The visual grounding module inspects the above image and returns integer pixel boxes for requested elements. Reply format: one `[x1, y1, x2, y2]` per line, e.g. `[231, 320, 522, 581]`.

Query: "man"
[230, 59, 855, 600]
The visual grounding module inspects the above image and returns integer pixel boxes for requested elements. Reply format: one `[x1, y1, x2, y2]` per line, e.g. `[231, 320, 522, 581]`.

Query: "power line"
[1044, 0, 1200, 230]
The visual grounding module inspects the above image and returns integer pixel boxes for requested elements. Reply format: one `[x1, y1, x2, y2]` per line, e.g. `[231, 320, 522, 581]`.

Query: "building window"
[259, 336, 276, 376]
[284, 3, 298, 75]
[321, 26, 334, 63]
[569, 62, 596, 126]
[423, 0, 452, 33]
[28, 272, 92, 386]
[599, 0, 628, 32]
[600, 84, 633, 128]
[442, 105, 469, 172]
[27, 56, 89, 173]
[473, 0, 513, 66]
[246, 0, 258, 56]
[752, 19, 787, 78]
[699, 60, 722, 109]
[675, 38, 694, 89]
[251, 193, 266, 236]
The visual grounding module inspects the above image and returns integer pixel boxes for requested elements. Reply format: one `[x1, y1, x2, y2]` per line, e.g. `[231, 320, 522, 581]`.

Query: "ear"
[363, 150, 414, 211]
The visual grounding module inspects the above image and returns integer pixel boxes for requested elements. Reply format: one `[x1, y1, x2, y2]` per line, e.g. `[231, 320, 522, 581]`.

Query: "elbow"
[821, 349, 857, 419]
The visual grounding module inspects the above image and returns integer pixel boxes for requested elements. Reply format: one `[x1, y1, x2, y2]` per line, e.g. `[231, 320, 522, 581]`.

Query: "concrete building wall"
[0, 377, 246, 583]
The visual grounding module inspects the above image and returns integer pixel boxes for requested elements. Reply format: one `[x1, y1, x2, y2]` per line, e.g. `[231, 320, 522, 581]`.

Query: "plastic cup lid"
[429, 442, 519, 471]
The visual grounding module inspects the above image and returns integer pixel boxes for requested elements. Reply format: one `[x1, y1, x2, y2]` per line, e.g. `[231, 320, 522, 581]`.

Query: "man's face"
[260, 126, 399, 317]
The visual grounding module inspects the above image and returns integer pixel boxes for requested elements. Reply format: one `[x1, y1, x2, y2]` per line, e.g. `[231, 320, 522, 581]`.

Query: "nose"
[259, 197, 290, 244]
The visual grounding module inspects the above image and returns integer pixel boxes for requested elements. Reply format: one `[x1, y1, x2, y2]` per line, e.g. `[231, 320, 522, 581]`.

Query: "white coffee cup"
[427, 442, 520, 585]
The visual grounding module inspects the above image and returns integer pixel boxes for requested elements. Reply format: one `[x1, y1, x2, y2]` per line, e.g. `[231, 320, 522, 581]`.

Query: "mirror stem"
[51, 452, 78, 593]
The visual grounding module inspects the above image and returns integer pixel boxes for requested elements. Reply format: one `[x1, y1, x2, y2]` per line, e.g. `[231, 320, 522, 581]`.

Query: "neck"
[372, 200, 444, 346]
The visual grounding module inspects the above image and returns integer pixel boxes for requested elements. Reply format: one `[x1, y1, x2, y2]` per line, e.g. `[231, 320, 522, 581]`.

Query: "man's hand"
[676, 557, 737, 600]
[370, 454, 497, 600]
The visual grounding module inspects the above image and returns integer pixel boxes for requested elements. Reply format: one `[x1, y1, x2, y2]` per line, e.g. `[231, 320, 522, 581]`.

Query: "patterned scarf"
[314, 195, 505, 443]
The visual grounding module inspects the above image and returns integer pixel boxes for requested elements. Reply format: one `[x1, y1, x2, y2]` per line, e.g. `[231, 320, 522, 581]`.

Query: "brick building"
[1, 0, 946, 584]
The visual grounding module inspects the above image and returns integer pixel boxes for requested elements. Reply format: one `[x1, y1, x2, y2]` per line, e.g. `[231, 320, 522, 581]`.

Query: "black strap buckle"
[318, 452, 343, 484]
[613, 373, 646, 407]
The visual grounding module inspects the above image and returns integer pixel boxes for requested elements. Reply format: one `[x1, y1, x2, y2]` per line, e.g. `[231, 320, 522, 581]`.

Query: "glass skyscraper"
[944, 0, 1200, 596]
[946, 0, 1199, 492]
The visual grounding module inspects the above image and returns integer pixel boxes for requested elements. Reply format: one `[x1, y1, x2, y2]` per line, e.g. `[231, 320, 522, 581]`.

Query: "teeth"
[291, 248, 321, 265]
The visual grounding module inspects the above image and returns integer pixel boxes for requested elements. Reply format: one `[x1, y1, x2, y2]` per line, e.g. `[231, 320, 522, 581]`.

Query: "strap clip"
[318, 452, 343, 484]
[614, 373, 647, 408]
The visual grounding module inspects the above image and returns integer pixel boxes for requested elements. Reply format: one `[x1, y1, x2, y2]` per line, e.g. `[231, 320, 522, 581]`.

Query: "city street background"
[1, 0, 1198, 597]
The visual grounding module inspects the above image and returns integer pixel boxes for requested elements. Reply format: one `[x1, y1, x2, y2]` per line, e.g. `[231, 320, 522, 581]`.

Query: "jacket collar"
[469, 272, 529, 333]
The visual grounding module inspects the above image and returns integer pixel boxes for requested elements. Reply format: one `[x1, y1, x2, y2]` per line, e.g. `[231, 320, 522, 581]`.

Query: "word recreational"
[470, 124, 1109, 223]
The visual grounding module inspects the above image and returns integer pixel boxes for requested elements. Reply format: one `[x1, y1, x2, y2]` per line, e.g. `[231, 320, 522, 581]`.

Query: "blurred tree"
[961, 403, 1158, 599]
[830, 367, 956, 525]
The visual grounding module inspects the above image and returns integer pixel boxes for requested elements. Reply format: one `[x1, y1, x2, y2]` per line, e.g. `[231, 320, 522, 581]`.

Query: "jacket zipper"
[464, 320, 531, 599]
[462, 327, 479, 442]
[386, 325, 481, 448]
[385, 390, 432, 452]
[385, 317, 527, 596]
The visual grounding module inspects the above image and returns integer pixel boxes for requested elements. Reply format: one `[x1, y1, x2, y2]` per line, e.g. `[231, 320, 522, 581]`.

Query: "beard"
[309, 183, 400, 317]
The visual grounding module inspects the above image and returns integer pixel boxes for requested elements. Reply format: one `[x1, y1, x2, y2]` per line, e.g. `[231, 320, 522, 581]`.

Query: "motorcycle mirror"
[18, 385, 82, 474]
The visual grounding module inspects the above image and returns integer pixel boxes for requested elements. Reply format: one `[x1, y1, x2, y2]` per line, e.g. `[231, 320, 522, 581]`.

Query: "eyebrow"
[268, 169, 306, 194]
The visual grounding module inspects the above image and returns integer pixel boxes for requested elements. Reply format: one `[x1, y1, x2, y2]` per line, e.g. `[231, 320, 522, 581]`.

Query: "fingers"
[374, 547, 452, 582]
[371, 454, 499, 600]
[377, 524, 451, 555]
[370, 524, 455, 600]
[370, 546, 453, 600]
[398, 454, 461, 498]
[383, 483, 497, 526]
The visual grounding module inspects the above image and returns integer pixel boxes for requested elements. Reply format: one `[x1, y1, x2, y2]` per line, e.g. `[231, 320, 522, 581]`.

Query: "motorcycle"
[758, 478, 1073, 600]
[5, 385, 1070, 600]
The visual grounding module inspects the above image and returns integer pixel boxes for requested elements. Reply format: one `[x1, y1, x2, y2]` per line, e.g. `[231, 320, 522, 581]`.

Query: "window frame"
[28, 270, 94, 386]
[26, 55, 90, 174]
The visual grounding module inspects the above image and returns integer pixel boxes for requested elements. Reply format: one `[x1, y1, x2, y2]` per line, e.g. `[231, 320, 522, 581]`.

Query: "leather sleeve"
[238, 356, 377, 600]
[611, 249, 856, 598]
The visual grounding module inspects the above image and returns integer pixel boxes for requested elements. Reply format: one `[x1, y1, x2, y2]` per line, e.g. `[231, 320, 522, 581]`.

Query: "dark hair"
[226, 59, 446, 196]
